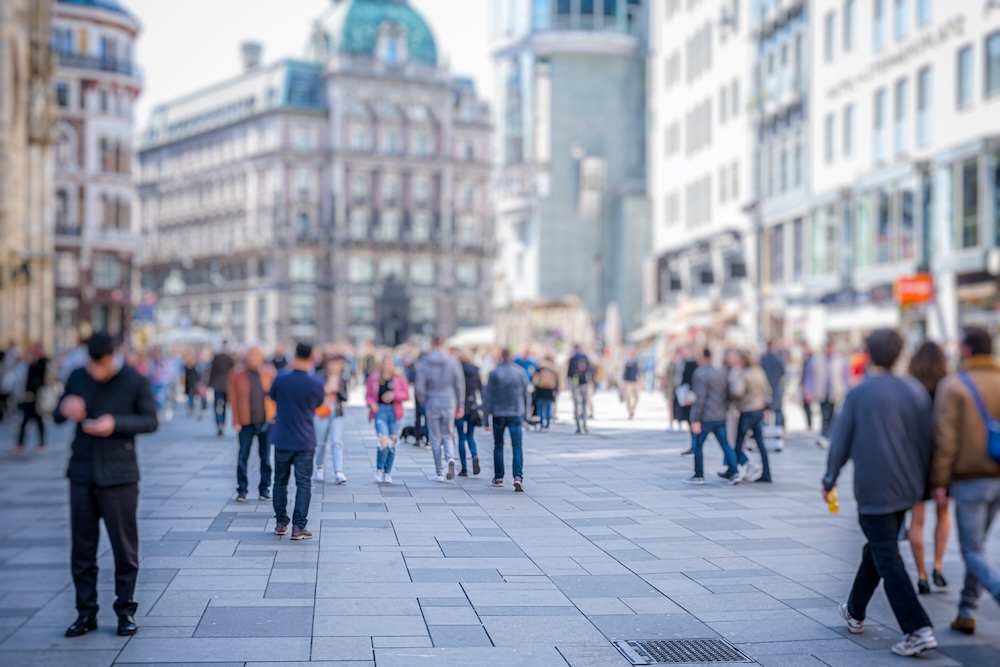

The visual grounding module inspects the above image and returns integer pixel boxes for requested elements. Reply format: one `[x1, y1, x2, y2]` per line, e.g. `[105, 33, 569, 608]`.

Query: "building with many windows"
[804, 0, 1000, 346]
[51, 0, 142, 351]
[490, 0, 649, 342]
[0, 0, 56, 350]
[644, 0, 755, 344]
[138, 0, 492, 347]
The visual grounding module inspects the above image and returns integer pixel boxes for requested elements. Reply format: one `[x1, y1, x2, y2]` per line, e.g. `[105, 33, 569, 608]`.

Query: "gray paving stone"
[409, 568, 503, 583]
[427, 624, 493, 647]
[0, 653, 119, 667]
[588, 613, 718, 642]
[557, 645, 635, 667]
[316, 597, 422, 616]
[482, 615, 607, 646]
[310, 636, 373, 661]
[314, 614, 428, 637]
[116, 637, 312, 663]
[421, 606, 482, 625]
[374, 646, 566, 666]
[550, 574, 663, 598]
[195, 605, 313, 637]
[437, 540, 526, 558]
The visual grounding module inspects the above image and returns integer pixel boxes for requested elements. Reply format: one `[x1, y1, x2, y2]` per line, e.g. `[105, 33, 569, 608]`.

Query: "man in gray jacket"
[483, 349, 531, 491]
[687, 349, 739, 485]
[416, 337, 465, 482]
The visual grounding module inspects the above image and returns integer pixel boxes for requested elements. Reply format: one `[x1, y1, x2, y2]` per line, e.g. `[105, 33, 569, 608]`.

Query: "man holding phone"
[56, 332, 159, 638]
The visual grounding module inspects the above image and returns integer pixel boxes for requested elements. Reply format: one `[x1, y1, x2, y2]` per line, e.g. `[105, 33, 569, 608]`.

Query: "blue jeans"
[734, 410, 771, 481]
[492, 416, 523, 481]
[693, 420, 738, 478]
[374, 405, 398, 474]
[951, 478, 1000, 619]
[456, 416, 478, 469]
[237, 423, 272, 496]
[536, 399, 553, 428]
[214, 390, 227, 426]
[314, 414, 345, 472]
[273, 449, 314, 529]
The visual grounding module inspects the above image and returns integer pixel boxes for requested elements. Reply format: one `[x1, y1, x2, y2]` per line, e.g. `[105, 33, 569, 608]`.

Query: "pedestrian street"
[2, 391, 1000, 667]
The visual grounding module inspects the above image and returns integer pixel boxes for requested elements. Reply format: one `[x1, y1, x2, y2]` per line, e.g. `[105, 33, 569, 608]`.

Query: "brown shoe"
[274, 524, 288, 536]
[290, 526, 312, 541]
[951, 617, 975, 635]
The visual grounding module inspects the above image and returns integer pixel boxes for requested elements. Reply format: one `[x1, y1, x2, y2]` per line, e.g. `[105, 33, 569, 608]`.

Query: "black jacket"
[462, 362, 482, 409]
[208, 353, 235, 392]
[56, 366, 159, 487]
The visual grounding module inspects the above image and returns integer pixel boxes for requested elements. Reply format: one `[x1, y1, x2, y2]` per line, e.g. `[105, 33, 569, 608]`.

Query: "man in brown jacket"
[228, 347, 277, 503]
[931, 327, 1000, 636]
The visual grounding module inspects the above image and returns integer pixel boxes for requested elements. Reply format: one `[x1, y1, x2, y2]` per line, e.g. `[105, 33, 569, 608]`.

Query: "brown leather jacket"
[931, 356, 1000, 487]
[228, 365, 277, 427]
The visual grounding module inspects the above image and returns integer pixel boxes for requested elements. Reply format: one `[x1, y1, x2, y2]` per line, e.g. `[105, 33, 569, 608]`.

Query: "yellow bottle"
[827, 490, 839, 514]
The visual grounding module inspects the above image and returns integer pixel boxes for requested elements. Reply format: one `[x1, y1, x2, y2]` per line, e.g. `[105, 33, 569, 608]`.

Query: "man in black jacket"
[56, 333, 158, 638]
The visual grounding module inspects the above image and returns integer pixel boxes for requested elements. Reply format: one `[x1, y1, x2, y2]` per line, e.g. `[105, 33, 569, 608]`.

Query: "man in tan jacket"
[931, 327, 1000, 636]
[228, 347, 277, 503]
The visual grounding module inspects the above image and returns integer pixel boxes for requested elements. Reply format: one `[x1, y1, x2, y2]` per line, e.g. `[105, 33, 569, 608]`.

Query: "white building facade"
[645, 0, 756, 345]
[806, 0, 1000, 347]
[138, 0, 492, 348]
[51, 0, 142, 351]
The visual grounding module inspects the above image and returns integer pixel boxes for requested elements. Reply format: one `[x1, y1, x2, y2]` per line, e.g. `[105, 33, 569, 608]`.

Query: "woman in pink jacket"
[366, 355, 410, 484]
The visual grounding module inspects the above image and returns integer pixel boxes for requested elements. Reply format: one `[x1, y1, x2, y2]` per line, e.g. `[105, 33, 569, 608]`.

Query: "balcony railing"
[56, 223, 82, 237]
[58, 53, 140, 79]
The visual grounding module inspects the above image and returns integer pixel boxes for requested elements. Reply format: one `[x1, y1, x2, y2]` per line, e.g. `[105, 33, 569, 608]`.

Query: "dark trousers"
[70, 482, 139, 618]
[848, 511, 932, 634]
[0, 392, 9, 422]
[492, 416, 524, 481]
[17, 401, 45, 446]
[214, 391, 228, 426]
[237, 424, 272, 496]
[456, 416, 477, 469]
[802, 399, 814, 431]
[693, 420, 738, 478]
[414, 400, 428, 442]
[273, 449, 314, 529]
[735, 410, 771, 481]
[820, 400, 836, 438]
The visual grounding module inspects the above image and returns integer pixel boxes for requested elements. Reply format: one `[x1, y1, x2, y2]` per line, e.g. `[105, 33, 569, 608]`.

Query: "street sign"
[133, 304, 156, 322]
[895, 274, 934, 306]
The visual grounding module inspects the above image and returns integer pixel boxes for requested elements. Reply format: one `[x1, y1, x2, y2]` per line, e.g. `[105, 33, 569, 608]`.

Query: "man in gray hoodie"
[416, 338, 465, 482]
[687, 349, 739, 485]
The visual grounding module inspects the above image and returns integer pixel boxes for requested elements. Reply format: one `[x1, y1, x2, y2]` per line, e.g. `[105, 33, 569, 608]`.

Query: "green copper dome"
[321, 0, 438, 67]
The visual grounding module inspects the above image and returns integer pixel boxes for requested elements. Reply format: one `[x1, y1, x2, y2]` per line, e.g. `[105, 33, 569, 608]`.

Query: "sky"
[128, 0, 495, 131]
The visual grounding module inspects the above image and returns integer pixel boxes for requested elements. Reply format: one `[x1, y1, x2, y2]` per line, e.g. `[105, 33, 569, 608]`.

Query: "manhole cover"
[614, 639, 753, 665]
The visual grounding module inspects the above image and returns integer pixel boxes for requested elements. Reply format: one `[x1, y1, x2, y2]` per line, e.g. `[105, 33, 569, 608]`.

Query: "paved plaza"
[1, 392, 1000, 666]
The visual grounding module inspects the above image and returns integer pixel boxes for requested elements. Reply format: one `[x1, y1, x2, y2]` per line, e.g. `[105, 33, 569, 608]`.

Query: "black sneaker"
[492, 479, 504, 488]
[684, 476, 706, 485]
[472, 456, 481, 476]
[717, 470, 736, 481]
[258, 492, 272, 501]
[458, 469, 469, 477]
[117, 615, 138, 636]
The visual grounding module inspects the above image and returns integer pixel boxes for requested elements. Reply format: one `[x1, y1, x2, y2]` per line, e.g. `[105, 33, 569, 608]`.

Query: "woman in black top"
[456, 352, 482, 477]
[16, 342, 49, 453]
[907, 341, 950, 595]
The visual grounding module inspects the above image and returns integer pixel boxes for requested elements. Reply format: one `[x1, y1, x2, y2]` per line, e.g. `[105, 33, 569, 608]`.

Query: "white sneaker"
[374, 470, 385, 483]
[748, 463, 764, 482]
[433, 474, 445, 482]
[446, 459, 456, 481]
[383, 474, 393, 485]
[314, 467, 325, 482]
[840, 603, 864, 634]
[334, 471, 347, 485]
[891, 627, 937, 657]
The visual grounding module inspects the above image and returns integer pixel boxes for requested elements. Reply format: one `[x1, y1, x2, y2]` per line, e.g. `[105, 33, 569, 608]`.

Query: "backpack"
[959, 372, 1000, 465]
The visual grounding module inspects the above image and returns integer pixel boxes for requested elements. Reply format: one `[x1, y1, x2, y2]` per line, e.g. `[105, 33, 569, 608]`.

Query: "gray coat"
[415, 349, 465, 413]
[690, 364, 729, 423]
[483, 361, 531, 419]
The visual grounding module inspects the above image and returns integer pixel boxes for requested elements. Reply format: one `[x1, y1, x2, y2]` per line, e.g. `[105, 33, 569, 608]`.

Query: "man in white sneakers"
[416, 337, 465, 482]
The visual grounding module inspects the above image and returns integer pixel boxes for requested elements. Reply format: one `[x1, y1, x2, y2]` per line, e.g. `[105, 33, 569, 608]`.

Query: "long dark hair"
[908, 341, 947, 394]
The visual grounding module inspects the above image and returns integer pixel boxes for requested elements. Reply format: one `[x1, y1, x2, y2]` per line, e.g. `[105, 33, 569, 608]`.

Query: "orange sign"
[895, 274, 934, 305]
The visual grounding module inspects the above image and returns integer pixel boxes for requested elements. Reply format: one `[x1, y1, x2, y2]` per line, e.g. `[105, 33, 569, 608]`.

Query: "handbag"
[959, 372, 1000, 465]
[470, 407, 483, 427]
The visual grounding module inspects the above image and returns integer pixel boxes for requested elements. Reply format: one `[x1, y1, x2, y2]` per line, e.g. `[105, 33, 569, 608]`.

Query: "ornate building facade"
[51, 0, 142, 351]
[0, 0, 56, 350]
[138, 0, 492, 347]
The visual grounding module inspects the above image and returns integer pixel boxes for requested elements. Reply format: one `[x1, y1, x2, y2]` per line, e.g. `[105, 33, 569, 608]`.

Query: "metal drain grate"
[614, 639, 753, 665]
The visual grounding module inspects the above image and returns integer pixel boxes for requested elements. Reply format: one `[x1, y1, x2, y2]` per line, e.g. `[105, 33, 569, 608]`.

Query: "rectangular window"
[348, 296, 375, 324]
[843, 104, 854, 156]
[894, 77, 909, 157]
[779, 148, 788, 193]
[56, 82, 69, 108]
[893, 0, 908, 41]
[793, 141, 803, 187]
[916, 0, 931, 27]
[92, 254, 121, 290]
[917, 67, 932, 146]
[720, 87, 728, 124]
[874, 88, 887, 163]
[55, 252, 79, 288]
[410, 259, 436, 286]
[289, 254, 316, 282]
[958, 45, 974, 108]
[987, 32, 1000, 97]
[843, 0, 855, 51]
[824, 114, 835, 163]
[771, 224, 785, 285]
[455, 262, 478, 288]
[824, 11, 836, 62]
[960, 159, 979, 248]
[348, 257, 375, 283]
[793, 218, 804, 281]
[379, 257, 405, 280]
[876, 188, 892, 264]
[289, 295, 316, 326]
[874, 0, 886, 52]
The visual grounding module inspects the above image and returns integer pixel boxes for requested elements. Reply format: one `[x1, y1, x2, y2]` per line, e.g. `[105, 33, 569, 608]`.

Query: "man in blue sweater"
[484, 349, 531, 492]
[823, 329, 937, 657]
[269, 343, 325, 541]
